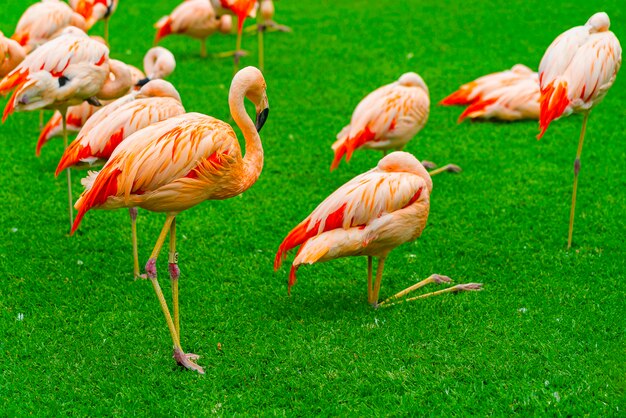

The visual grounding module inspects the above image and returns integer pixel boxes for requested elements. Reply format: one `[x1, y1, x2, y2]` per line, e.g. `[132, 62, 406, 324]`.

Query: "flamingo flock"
[0, 2, 621, 375]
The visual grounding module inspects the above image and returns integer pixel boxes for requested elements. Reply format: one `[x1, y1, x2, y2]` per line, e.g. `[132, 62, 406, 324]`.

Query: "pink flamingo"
[70, 67, 269, 373]
[246, 0, 291, 71]
[57, 80, 185, 278]
[537, 12, 621, 249]
[155, 0, 232, 58]
[441, 64, 540, 122]
[331, 72, 459, 175]
[0, 31, 26, 78]
[0, 29, 110, 227]
[11, 0, 87, 53]
[71, 0, 118, 44]
[275, 152, 482, 307]
[213, 0, 258, 71]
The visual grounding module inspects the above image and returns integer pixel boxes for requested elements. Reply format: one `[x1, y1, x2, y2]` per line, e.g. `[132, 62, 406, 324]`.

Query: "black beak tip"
[135, 77, 151, 87]
[255, 108, 269, 132]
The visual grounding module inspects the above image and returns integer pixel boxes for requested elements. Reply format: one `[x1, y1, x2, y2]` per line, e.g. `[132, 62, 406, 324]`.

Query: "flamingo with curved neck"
[70, 67, 269, 373]
[0, 32, 26, 78]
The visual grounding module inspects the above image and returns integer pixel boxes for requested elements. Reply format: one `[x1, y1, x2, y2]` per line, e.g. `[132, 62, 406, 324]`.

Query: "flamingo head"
[586, 12, 610, 33]
[6, 72, 58, 113]
[398, 72, 429, 94]
[136, 79, 181, 102]
[378, 152, 433, 193]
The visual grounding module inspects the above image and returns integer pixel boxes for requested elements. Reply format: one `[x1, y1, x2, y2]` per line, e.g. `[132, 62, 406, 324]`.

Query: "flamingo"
[38, 46, 176, 153]
[36, 58, 133, 155]
[331, 72, 460, 175]
[57, 80, 185, 278]
[275, 151, 482, 307]
[70, 66, 269, 373]
[0, 32, 26, 78]
[246, 0, 291, 71]
[212, 0, 258, 71]
[537, 12, 621, 249]
[11, 0, 87, 53]
[154, 0, 232, 58]
[71, 0, 118, 44]
[0, 29, 110, 227]
[441, 64, 540, 122]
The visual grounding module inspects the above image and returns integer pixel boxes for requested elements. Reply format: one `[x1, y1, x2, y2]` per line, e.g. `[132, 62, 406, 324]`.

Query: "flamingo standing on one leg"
[0, 32, 26, 78]
[440, 64, 540, 122]
[57, 80, 185, 278]
[275, 151, 482, 307]
[70, 67, 269, 373]
[71, 0, 118, 45]
[0, 29, 110, 228]
[154, 0, 232, 58]
[331, 72, 460, 175]
[11, 0, 87, 53]
[537, 12, 621, 249]
[36, 58, 133, 154]
[249, 0, 291, 71]
[213, 0, 258, 72]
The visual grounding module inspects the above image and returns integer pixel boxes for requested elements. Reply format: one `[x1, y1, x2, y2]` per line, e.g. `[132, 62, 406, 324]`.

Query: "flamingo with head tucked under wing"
[0, 28, 110, 227]
[537, 12, 621, 249]
[70, 66, 269, 373]
[331, 72, 460, 176]
[275, 151, 482, 307]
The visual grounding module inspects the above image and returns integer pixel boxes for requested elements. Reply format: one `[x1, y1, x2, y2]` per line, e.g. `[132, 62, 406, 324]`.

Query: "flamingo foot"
[449, 283, 483, 292]
[211, 50, 249, 59]
[421, 160, 437, 170]
[431, 274, 452, 284]
[173, 347, 205, 374]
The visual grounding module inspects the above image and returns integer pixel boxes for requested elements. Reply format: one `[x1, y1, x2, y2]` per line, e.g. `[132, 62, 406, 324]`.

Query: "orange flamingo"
[155, 0, 232, 58]
[0, 31, 26, 78]
[36, 58, 132, 155]
[441, 64, 540, 122]
[71, 67, 269, 373]
[57, 80, 185, 278]
[11, 0, 87, 53]
[71, 0, 118, 44]
[0, 29, 110, 227]
[537, 12, 621, 249]
[275, 151, 482, 307]
[213, 0, 258, 71]
[331, 72, 459, 175]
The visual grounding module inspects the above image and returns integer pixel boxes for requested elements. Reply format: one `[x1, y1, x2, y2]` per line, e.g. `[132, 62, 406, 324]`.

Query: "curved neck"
[98, 60, 132, 100]
[229, 84, 263, 192]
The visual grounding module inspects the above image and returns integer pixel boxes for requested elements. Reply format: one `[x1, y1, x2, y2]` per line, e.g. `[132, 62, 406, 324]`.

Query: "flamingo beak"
[255, 107, 269, 132]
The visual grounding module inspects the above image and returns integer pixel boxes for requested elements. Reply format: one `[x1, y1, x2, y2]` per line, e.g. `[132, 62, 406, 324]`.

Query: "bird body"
[331, 73, 429, 170]
[0, 31, 26, 78]
[277, 152, 432, 290]
[441, 64, 540, 121]
[538, 12, 621, 138]
[11, 0, 87, 53]
[56, 80, 185, 174]
[216, 0, 257, 31]
[155, 0, 231, 45]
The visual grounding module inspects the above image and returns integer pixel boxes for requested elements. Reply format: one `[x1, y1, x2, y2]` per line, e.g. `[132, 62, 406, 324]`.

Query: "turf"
[1, 0, 625, 415]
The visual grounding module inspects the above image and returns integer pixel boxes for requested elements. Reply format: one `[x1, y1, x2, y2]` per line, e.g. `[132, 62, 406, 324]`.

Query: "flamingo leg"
[39, 110, 43, 130]
[200, 39, 207, 58]
[366, 256, 373, 302]
[129, 207, 142, 279]
[169, 217, 180, 338]
[369, 256, 386, 306]
[568, 110, 590, 250]
[60, 109, 74, 228]
[233, 23, 243, 74]
[377, 274, 453, 307]
[258, 20, 265, 72]
[428, 164, 462, 176]
[378, 282, 483, 308]
[145, 214, 204, 374]
[104, 17, 110, 45]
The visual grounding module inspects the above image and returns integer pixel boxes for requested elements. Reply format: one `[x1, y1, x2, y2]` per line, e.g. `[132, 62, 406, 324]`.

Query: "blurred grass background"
[1, 0, 624, 415]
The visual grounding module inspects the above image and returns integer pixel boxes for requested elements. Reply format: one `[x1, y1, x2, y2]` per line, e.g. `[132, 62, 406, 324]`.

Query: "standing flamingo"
[0, 29, 110, 227]
[70, 67, 269, 373]
[71, 0, 118, 44]
[247, 0, 291, 71]
[275, 152, 482, 307]
[0, 32, 26, 78]
[213, 0, 258, 71]
[331, 72, 459, 175]
[441, 64, 540, 122]
[36, 58, 132, 154]
[537, 12, 621, 249]
[57, 80, 185, 278]
[154, 0, 232, 58]
[11, 0, 87, 53]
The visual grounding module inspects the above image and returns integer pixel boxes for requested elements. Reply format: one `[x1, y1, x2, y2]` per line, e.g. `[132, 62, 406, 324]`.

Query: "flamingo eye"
[58, 76, 69, 87]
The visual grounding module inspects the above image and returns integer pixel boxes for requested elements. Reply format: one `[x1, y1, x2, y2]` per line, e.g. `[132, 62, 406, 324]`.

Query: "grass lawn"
[1, 0, 625, 415]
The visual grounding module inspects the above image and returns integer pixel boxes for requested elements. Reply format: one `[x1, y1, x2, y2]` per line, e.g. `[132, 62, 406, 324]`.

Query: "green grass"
[1, 0, 625, 415]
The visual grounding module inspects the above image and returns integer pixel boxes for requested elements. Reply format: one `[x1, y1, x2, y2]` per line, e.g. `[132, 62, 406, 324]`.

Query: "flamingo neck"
[98, 60, 131, 100]
[229, 81, 263, 191]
